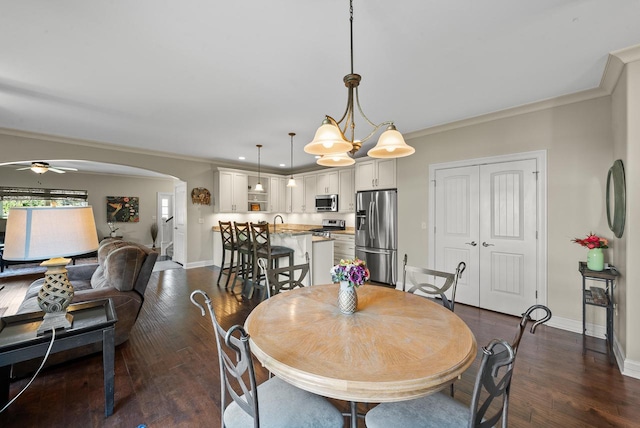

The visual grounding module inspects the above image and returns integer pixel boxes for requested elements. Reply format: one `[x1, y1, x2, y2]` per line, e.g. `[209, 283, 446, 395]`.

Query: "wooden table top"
[245, 284, 477, 403]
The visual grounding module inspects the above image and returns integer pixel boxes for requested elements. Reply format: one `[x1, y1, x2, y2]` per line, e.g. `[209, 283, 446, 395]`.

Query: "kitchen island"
[212, 226, 335, 286]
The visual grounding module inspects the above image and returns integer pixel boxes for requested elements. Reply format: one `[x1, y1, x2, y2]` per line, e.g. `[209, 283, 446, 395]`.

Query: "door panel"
[434, 166, 480, 306]
[479, 160, 537, 315]
[434, 159, 537, 316]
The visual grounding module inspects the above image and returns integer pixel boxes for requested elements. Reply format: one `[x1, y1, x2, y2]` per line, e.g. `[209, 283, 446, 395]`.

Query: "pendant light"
[254, 144, 264, 192]
[304, 0, 415, 166]
[287, 132, 297, 187]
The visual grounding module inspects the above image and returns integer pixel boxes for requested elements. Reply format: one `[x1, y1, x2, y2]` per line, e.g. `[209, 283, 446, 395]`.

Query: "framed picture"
[107, 196, 139, 222]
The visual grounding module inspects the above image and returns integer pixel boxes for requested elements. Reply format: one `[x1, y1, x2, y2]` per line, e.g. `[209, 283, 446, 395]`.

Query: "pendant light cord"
[350, 0, 354, 75]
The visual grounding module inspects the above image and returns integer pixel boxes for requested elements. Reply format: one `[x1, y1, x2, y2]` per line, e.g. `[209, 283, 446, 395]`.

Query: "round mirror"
[606, 159, 626, 238]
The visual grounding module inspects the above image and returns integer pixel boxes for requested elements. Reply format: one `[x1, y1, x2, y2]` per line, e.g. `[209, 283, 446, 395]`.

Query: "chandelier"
[304, 0, 415, 167]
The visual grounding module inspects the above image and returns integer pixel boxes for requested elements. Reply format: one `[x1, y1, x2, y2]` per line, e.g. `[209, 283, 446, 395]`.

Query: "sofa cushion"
[91, 245, 146, 291]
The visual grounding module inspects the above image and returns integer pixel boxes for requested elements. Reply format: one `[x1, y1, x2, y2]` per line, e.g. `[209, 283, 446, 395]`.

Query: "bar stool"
[232, 222, 253, 294]
[249, 222, 294, 299]
[216, 221, 237, 289]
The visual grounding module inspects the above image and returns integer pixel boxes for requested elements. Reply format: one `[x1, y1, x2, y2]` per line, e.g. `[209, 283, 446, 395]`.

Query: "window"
[1, 187, 89, 218]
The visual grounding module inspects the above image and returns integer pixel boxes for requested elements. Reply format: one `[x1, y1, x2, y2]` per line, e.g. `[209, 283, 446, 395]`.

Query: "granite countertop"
[212, 223, 355, 235]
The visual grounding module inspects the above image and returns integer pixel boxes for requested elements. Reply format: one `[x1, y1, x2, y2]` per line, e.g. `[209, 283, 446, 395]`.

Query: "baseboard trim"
[185, 260, 214, 269]
[547, 315, 606, 339]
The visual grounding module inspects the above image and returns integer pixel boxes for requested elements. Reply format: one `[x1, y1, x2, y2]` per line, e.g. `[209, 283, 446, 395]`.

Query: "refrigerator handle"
[368, 200, 375, 240]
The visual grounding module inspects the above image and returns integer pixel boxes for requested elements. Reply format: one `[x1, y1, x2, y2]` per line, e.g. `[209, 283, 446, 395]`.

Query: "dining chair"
[232, 222, 253, 296]
[249, 222, 294, 298]
[365, 304, 552, 428]
[402, 254, 465, 312]
[190, 290, 344, 428]
[257, 257, 309, 300]
[217, 221, 238, 289]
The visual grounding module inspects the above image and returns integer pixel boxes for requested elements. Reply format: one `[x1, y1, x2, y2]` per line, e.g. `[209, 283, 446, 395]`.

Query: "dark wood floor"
[2, 266, 640, 427]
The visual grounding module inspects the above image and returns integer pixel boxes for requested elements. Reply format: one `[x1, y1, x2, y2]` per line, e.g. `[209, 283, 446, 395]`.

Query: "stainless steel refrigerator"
[355, 189, 397, 286]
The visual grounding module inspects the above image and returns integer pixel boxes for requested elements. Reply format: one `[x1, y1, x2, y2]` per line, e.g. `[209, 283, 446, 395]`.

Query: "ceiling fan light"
[368, 125, 415, 158]
[31, 165, 49, 174]
[304, 121, 352, 156]
[317, 152, 355, 167]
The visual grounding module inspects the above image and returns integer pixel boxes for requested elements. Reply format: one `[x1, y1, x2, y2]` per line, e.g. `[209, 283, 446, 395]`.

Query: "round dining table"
[244, 283, 477, 426]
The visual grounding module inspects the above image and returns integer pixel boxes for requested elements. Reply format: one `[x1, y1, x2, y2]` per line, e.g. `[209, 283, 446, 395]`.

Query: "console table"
[579, 262, 616, 364]
[0, 299, 117, 417]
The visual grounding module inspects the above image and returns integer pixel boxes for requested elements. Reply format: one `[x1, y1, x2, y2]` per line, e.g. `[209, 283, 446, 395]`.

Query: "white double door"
[434, 159, 538, 316]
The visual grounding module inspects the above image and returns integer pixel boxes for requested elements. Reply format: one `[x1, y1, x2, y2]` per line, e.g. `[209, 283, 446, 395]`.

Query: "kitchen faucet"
[273, 215, 284, 232]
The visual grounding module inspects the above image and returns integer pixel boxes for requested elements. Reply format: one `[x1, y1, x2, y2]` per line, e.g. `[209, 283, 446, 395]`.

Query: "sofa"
[13, 239, 158, 374]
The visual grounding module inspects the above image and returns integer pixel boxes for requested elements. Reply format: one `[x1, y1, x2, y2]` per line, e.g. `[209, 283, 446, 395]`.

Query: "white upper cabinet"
[355, 158, 396, 191]
[269, 176, 287, 213]
[215, 169, 248, 213]
[339, 168, 355, 212]
[316, 170, 339, 195]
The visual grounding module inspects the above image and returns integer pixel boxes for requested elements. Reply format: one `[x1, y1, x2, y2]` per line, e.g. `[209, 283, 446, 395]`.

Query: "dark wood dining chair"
[232, 222, 253, 295]
[190, 290, 344, 428]
[248, 222, 294, 299]
[217, 221, 238, 289]
[365, 305, 552, 428]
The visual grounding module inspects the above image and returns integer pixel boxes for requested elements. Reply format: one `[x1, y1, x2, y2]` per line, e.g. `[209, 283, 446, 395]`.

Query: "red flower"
[572, 233, 608, 249]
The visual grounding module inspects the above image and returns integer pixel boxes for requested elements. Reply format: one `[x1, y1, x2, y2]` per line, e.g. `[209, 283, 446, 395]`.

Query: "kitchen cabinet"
[291, 174, 317, 213]
[269, 176, 287, 212]
[338, 168, 355, 212]
[316, 170, 339, 195]
[332, 233, 355, 265]
[214, 169, 248, 213]
[355, 158, 396, 191]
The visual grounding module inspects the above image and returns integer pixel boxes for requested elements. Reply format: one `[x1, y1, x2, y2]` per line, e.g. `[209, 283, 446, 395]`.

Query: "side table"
[579, 262, 616, 364]
[0, 299, 118, 417]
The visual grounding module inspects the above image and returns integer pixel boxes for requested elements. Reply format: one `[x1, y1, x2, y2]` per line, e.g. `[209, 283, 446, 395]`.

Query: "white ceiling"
[2, 0, 640, 172]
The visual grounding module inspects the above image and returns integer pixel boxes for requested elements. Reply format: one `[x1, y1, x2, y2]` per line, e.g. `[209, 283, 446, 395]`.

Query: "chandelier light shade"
[317, 151, 356, 167]
[367, 124, 416, 158]
[3, 206, 99, 334]
[254, 144, 264, 192]
[305, 0, 414, 167]
[287, 132, 297, 187]
[304, 117, 353, 156]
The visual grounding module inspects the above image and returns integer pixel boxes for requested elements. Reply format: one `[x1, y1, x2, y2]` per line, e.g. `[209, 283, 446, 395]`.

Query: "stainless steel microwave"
[315, 194, 338, 212]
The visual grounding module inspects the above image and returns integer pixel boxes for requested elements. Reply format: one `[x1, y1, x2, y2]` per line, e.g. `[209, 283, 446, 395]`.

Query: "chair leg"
[217, 247, 227, 286]
[224, 249, 235, 289]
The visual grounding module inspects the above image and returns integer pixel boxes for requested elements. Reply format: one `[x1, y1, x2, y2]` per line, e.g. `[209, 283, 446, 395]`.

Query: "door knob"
[482, 242, 494, 247]
[465, 241, 477, 246]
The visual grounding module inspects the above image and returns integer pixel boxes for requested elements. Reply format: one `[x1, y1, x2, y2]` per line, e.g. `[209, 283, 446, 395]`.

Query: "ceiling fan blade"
[55, 166, 78, 171]
[16, 167, 31, 171]
[49, 167, 67, 173]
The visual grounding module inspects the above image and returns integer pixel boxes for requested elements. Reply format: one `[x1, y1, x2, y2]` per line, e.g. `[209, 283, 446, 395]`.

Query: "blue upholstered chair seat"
[223, 376, 343, 428]
[365, 391, 469, 428]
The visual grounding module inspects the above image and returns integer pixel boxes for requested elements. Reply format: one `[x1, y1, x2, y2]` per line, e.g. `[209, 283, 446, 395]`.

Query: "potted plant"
[150, 222, 159, 249]
[573, 233, 608, 271]
[330, 258, 370, 314]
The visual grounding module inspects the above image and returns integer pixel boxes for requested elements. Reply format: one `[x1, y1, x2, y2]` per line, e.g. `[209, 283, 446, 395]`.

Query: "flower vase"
[338, 281, 358, 315]
[587, 248, 604, 271]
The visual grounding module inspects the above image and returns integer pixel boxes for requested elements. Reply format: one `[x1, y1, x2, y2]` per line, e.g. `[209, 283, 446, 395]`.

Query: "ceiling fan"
[16, 161, 78, 174]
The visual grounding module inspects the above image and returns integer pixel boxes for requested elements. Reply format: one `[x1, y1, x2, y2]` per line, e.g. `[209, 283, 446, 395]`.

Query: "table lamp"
[3, 206, 99, 334]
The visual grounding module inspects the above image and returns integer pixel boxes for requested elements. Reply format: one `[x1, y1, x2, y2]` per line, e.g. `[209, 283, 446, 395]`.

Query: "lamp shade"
[3, 206, 99, 261]
[367, 124, 415, 158]
[304, 120, 353, 156]
[317, 152, 356, 167]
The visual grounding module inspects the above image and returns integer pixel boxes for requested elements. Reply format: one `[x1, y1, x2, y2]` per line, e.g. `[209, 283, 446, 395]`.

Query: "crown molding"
[405, 86, 609, 140]
[406, 44, 640, 140]
[0, 126, 214, 165]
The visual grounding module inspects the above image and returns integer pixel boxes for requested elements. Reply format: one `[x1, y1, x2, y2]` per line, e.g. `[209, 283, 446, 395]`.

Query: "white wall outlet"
[198, 218, 204, 224]
[421, 222, 427, 229]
